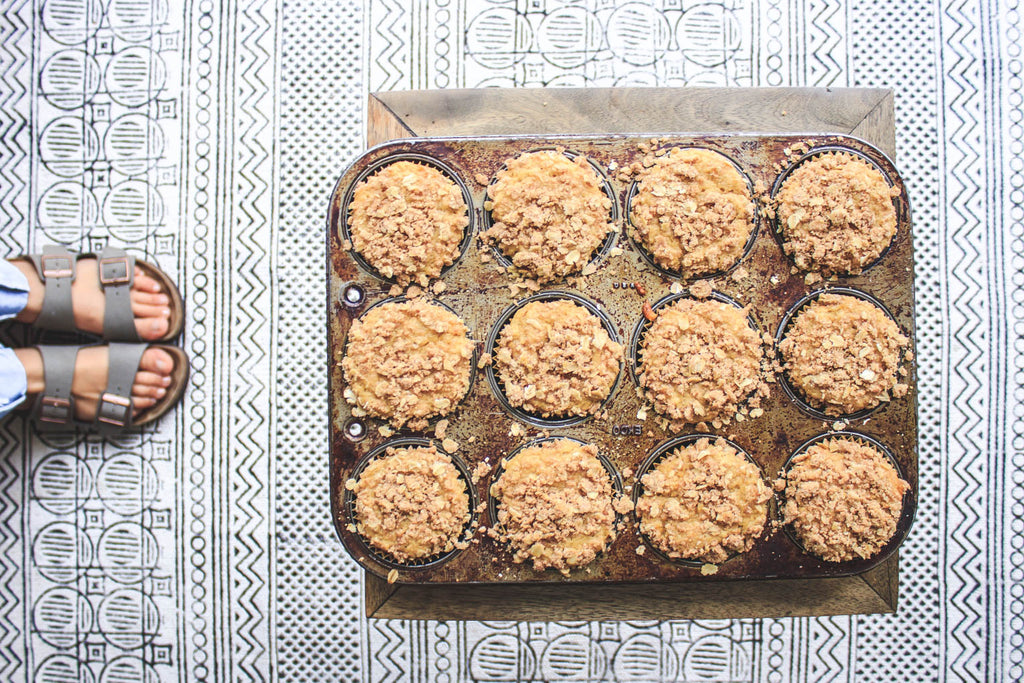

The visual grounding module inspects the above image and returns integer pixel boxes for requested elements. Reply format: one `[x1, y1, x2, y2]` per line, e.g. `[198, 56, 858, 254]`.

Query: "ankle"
[14, 348, 44, 394]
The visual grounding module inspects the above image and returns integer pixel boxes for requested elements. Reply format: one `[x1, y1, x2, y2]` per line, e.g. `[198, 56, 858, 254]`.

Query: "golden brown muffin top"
[776, 152, 898, 275]
[638, 298, 763, 428]
[348, 445, 470, 563]
[630, 147, 755, 277]
[490, 439, 624, 574]
[779, 293, 909, 416]
[495, 299, 622, 419]
[636, 437, 770, 564]
[348, 160, 468, 286]
[483, 151, 614, 282]
[781, 436, 909, 562]
[342, 298, 474, 430]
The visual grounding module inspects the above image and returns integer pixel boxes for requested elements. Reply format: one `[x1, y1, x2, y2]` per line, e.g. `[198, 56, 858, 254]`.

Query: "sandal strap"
[94, 342, 146, 430]
[98, 246, 139, 342]
[28, 246, 77, 333]
[31, 345, 78, 429]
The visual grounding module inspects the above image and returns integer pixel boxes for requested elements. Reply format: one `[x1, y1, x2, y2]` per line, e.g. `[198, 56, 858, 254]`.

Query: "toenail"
[156, 387, 167, 398]
[162, 375, 171, 386]
[150, 321, 162, 332]
[162, 308, 170, 317]
[156, 359, 168, 371]
[151, 283, 161, 292]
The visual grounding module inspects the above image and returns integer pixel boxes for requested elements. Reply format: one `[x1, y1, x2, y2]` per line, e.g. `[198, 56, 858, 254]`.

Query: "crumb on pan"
[490, 439, 623, 574]
[352, 445, 470, 563]
[496, 299, 623, 418]
[630, 148, 755, 277]
[635, 437, 770, 563]
[779, 293, 909, 415]
[780, 436, 909, 562]
[482, 151, 613, 282]
[342, 298, 474, 429]
[775, 152, 898, 275]
[348, 161, 468, 286]
[638, 298, 763, 427]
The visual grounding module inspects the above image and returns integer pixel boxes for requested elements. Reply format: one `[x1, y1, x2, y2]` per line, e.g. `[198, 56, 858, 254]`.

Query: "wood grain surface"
[361, 86, 901, 621]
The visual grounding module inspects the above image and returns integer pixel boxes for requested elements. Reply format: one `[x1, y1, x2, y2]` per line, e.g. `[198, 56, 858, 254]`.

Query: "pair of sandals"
[17, 245, 189, 432]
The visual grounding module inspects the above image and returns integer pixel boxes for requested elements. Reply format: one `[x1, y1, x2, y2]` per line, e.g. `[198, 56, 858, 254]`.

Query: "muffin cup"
[631, 433, 776, 567]
[341, 437, 479, 573]
[342, 295, 478, 431]
[778, 430, 916, 564]
[480, 148, 620, 276]
[338, 153, 475, 283]
[484, 290, 623, 428]
[774, 286, 909, 421]
[769, 145, 908, 275]
[624, 146, 760, 281]
[487, 436, 626, 570]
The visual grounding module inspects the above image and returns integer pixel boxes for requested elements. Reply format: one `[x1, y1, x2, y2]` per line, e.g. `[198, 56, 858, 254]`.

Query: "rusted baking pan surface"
[327, 133, 917, 585]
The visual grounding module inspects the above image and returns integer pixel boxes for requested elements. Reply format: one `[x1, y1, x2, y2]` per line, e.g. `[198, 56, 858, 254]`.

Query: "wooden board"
[360, 86, 902, 621]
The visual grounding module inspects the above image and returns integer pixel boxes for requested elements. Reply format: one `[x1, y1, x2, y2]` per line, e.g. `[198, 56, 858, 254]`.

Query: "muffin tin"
[327, 133, 917, 585]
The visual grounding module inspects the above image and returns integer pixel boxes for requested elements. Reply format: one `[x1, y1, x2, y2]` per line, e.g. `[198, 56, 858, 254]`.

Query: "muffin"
[636, 437, 770, 563]
[781, 436, 910, 562]
[775, 152, 899, 275]
[630, 147, 755, 277]
[638, 298, 763, 428]
[490, 439, 622, 574]
[495, 299, 622, 419]
[483, 151, 614, 282]
[347, 445, 470, 563]
[347, 160, 468, 286]
[779, 293, 909, 415]
[342, 298, 474, 430]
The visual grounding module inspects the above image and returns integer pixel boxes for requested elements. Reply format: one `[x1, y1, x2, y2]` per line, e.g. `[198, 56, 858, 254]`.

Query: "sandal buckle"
[41, 255, 73, 279]
[39, 396, 72, 424]
[98, 393, 131, 426]
[99, 256, 131, 285]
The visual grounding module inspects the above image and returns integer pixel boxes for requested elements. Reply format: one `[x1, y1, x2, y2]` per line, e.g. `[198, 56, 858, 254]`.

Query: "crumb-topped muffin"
[638, 298, 763, 428]
[781, 436, 909, 562]
[495, 299, 622, 419]
[780, 293, 909, 415]
[630, 147, 755, 277]
[342, 298, 474, 430]
[490, 439, 626, 574]
[347, 445, 470, 563]
[483, 151, 614, 282]
[636, 437, 770, 563]
[775, 152, 899, 275]
[347, 160, 468, 286]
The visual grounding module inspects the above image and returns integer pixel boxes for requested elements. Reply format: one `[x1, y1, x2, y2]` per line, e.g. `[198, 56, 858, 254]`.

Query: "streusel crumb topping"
[631, 147, 754, 277]
[483, 151, 614, 282]
[781, 437, 909, 562]
[776, 152, 898, 275]
[343, 298, 473, 430]
[347, 161, 468, 286]
[636, 438, 770, 563]
[349, 445, 470, 563]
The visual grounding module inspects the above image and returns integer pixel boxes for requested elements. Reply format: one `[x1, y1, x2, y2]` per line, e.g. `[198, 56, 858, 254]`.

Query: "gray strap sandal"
[30, 343, 190, 432]
[22, 245, 185, 343]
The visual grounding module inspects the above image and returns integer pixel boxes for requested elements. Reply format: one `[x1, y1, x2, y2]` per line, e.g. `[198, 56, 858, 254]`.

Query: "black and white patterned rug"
[0, 0, 1016, 680]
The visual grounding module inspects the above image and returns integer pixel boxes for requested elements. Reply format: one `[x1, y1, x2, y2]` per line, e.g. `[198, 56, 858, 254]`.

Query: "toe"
[132, 382, 167, 400]
[139, 348, 175, 375]
[133, 397, 157, 411]
[136, 316, 170, 341]
[134, 270, 163, 294]
[131, 290, 170, 307]
[135, 370, 171, 387]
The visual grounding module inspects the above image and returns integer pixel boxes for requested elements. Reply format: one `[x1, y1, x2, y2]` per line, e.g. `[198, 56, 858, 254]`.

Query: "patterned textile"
[0, 0, 1016, 680]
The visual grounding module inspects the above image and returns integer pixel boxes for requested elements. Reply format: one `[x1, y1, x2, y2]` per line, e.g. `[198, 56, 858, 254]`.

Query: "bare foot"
[16, 346, 174, 421]
[11, 258, 172, 341]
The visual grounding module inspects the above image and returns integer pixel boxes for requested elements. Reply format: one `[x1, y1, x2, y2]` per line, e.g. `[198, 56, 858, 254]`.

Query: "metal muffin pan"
[327, 133, 917, 585]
